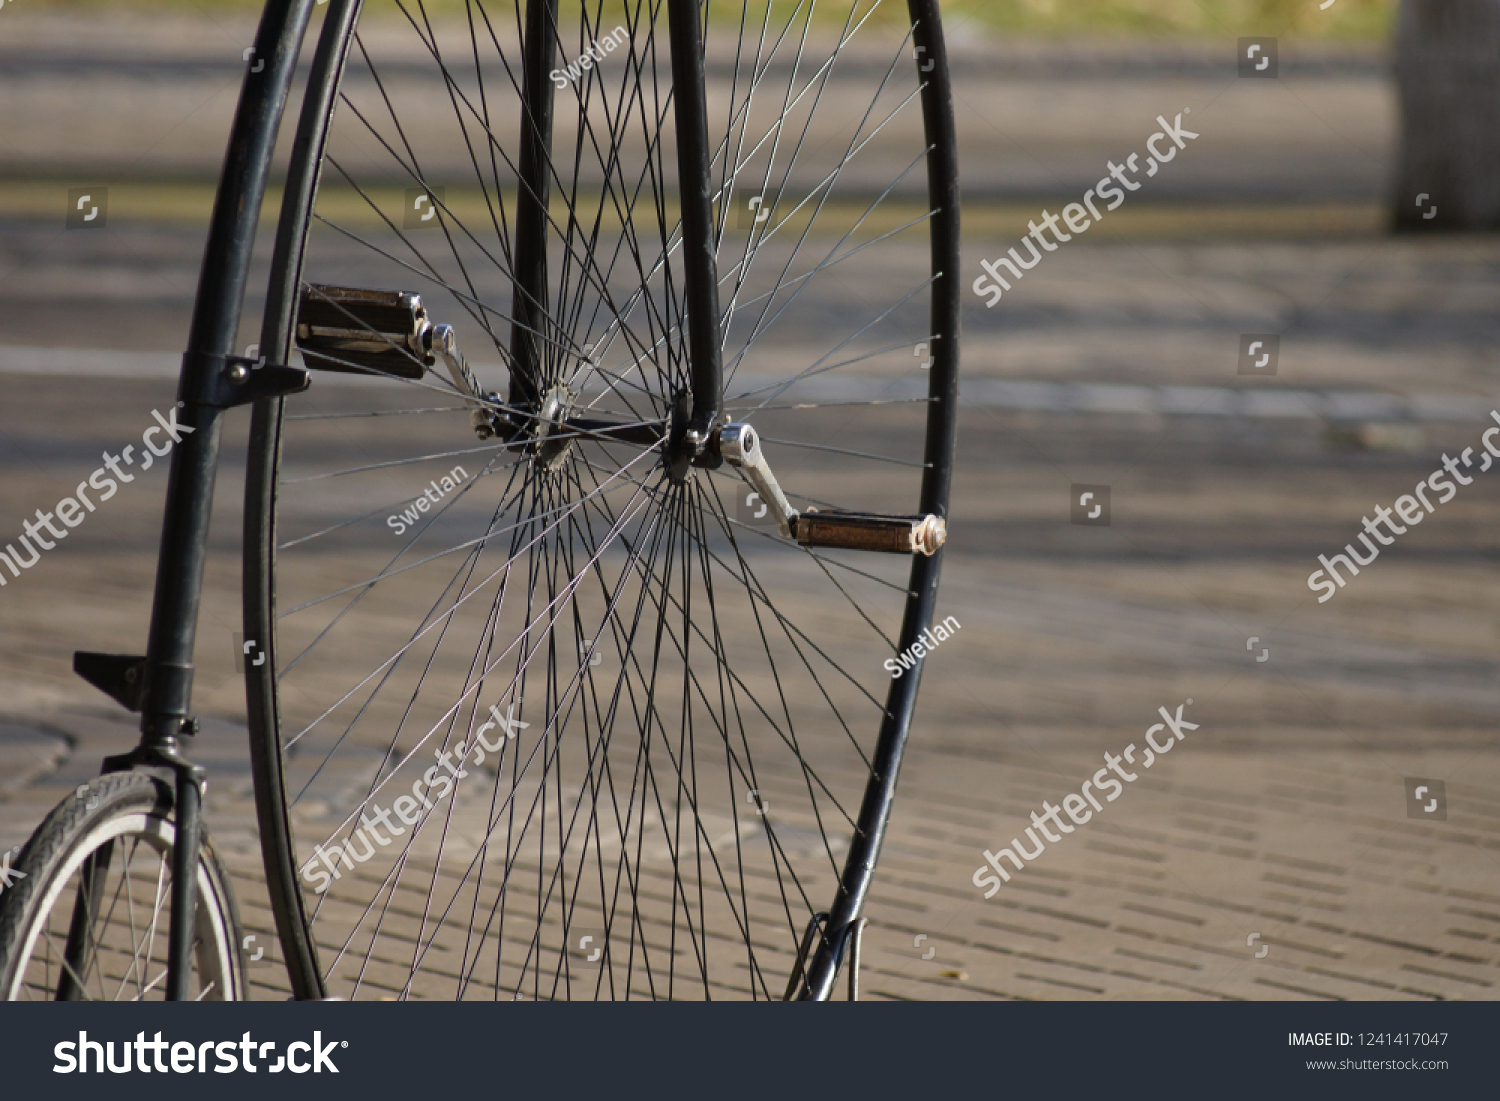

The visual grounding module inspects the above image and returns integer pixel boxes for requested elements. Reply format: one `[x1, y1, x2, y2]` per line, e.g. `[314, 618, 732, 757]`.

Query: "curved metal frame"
[796, 0, 961, 1000]
[245, 0, 365, 1002]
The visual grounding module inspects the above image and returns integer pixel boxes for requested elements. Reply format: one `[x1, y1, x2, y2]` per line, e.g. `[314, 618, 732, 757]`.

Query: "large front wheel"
[245, 0, 959, 1000]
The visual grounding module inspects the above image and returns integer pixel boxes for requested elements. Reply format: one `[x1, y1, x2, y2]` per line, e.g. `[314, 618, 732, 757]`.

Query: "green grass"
[41, 0, 1397, 42]
[938, 0, 1394, 39]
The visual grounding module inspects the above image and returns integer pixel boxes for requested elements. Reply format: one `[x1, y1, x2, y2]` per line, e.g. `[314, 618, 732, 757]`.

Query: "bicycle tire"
[245, 0, 958, 1001]
[0, 772, 245, 1001]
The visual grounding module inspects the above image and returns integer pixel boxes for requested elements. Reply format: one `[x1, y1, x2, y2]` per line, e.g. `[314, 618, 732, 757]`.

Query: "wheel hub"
[531, 383, 576, 472]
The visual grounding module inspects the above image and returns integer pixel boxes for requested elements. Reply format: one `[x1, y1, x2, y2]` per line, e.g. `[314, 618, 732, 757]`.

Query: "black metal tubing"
[245, 0, 365, 1002]
[165, 758, 204, 1000]
[508, 0, 561, 410]
[667, 0, 724, 449]
[797, 0, 961, 1001]
[133, 0, 317, 1000]
[56, 845, 115, 1000]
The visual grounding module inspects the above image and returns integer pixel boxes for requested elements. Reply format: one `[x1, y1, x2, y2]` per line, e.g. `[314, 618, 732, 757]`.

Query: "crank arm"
[296, 285, 670, 448]
[295, 284, 504, 439]
[719, 423, 797, 538]
[717, 423, 946, 556]
[428, 324, 505, 440]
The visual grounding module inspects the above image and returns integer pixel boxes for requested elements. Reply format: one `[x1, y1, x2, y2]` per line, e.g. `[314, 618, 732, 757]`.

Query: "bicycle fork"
[507, 0, 723, 479]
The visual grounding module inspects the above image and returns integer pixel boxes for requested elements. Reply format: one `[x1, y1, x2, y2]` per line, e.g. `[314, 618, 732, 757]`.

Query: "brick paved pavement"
[1, 13, 1495, 1001]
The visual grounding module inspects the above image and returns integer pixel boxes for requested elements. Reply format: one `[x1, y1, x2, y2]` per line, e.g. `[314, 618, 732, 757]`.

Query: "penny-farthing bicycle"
[0, 0, 958, 1001]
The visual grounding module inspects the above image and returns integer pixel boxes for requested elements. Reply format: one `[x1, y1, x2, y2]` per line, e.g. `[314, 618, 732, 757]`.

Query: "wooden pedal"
[792, 510, 946, 556]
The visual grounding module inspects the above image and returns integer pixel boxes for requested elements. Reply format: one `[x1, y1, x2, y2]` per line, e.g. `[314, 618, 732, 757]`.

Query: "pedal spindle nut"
[913, 514, 946, 556]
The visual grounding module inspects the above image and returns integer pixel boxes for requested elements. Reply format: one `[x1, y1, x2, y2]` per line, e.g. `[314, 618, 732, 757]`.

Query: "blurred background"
[2, 0, 1498, 1000]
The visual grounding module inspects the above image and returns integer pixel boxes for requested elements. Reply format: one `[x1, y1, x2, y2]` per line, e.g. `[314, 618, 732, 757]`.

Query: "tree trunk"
[1393, 0, 1500, 230]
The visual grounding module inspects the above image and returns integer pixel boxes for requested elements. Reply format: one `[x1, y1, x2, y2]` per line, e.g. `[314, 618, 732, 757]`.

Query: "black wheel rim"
[245, 0, 959, 1001]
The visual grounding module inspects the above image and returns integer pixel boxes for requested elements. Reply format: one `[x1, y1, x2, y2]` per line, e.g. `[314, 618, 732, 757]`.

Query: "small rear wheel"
[0, 772, 245, 1001]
